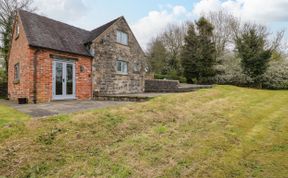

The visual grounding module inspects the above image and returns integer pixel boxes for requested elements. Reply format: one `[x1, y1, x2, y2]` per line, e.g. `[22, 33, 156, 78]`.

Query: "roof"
[18, 10, 121, 57]
[85, 17, 122, 43]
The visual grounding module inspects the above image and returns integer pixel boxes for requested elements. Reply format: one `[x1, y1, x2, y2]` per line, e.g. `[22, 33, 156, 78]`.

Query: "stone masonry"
[91, 18, 146, 95]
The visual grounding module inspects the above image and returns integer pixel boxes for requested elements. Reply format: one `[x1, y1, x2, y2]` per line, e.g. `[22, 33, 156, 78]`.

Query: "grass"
[0, 104, 30, 142]
[0, 85, 287, 177]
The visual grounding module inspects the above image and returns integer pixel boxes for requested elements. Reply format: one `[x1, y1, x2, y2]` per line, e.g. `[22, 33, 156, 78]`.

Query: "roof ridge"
[18, 9, 90, 33]
[90, 16, 123, 33]
[85, 16, 123, 43]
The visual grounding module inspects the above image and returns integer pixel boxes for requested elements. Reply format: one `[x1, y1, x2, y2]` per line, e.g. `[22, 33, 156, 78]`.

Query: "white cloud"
[131, 5, 191, 50]
[192, 0, 288, 23]
[33, 0, 88, 23]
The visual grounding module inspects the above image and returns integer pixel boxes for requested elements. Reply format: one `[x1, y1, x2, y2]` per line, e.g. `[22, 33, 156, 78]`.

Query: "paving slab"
[0, 100, 129, 118]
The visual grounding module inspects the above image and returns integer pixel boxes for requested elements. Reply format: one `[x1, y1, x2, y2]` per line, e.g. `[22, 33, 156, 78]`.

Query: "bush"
[262, 60, 288, 89]
[0, 68, 7, 83]
[214, 53, 288, 89]
[214, 54, 251, 86]
[154, 71, 187, 83]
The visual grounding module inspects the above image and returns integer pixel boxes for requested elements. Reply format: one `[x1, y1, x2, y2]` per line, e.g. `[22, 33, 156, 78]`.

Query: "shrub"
[262, 60, 288, 89]
[154, 72, 187, 83]
[214, 54, 251, 86]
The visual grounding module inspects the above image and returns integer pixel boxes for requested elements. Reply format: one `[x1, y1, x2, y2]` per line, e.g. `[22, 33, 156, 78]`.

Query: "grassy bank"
[0, 86, 287, 177]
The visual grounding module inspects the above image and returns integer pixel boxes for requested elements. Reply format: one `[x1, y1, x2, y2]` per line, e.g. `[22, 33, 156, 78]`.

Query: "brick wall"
[8, 15, 33, 102]
[34, 49, 92, 103]
[8, 15, 92, 103]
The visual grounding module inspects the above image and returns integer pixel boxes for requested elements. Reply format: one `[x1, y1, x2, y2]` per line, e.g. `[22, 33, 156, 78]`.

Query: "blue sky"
[34, 0, 288, 49]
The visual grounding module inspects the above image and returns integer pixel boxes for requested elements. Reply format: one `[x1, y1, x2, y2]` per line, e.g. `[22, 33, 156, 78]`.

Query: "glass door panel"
[66, 63, 73, 95]
[55, 62, 63, 96]
[53, 61, 75, 100]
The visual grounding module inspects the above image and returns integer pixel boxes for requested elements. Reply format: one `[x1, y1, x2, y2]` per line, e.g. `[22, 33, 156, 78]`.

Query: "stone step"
[94, 95, 151, 102]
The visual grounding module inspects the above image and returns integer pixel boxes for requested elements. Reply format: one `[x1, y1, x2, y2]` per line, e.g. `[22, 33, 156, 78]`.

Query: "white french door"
[52, 60, 76, 100]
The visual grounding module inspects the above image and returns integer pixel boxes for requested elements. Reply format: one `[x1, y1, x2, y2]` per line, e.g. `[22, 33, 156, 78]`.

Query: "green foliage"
[262, 60, 288, 89]
[147, 39, 168, 74]
[0, 68, 7, 83]
[0, 15, 13, 73]
[154, 71, 187, 83]
[214, 53, 251, 86]
[181, 17, 217, 84]
[235, 27, 272, 87]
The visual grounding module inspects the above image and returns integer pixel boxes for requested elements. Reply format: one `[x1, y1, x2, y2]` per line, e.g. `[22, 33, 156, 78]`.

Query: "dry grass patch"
[0, 86, 287, 177]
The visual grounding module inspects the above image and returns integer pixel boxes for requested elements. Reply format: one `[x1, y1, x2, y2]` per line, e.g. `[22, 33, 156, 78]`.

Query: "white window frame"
[116, 60, 128, 74]
[116, 30, 128, 45]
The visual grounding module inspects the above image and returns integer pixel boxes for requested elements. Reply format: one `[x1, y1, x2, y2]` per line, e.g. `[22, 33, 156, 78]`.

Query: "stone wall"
[91, 17, 146, 95]
[145, 79, 180, 92]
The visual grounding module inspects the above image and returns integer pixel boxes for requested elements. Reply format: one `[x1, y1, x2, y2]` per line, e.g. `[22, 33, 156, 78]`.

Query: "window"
[15, 23, 20, 38]
[116, 30, 128, 45]
[14, 63, 20, 81]
[116, 60, 128, 74]
[133, 62, 141, 73]
[90, 47, 95, 56]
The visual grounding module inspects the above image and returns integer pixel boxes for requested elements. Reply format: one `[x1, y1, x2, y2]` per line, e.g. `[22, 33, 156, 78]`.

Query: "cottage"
[8, 10, 146, 103]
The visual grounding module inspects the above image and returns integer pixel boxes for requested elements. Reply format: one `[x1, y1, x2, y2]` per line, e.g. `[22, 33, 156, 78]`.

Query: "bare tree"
[205, 10, 240, 56]
[0, 0, 35, 73]
[159, 23, 187, 73]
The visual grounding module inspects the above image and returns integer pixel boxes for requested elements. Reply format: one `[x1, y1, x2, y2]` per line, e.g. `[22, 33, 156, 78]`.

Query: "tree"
[146, 38, 168, 74]
[0, 0, 35, 74]
[146, 23, 187, 76]
[235, 24, 273, 87]
[181, 17, 217, 84]
[160, 23, 186, 73]
[205, 10, 240, 57]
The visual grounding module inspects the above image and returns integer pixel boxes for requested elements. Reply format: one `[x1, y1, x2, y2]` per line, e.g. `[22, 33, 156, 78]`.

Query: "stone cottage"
[8, 10, 146, 103]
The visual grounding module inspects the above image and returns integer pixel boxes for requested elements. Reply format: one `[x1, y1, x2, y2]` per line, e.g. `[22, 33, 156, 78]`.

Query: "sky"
[33, 0, 288, 49]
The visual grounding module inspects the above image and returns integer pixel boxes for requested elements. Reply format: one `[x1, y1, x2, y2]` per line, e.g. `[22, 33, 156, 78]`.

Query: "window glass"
[116, 60, 128, 74]
[15, 23, 20, 38]
[116, 30, 128, 45]
[133, 62, 141, 72]
[90, 47, 95, 56]
[14, 63, 20, 81]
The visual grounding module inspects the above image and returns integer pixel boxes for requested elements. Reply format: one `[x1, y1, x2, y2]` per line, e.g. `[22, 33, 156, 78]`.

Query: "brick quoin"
[8, 15, 92, 103]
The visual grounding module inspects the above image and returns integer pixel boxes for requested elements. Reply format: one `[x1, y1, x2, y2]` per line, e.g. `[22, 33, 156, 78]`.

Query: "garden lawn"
[0, 86, 287, 177]
[0, 104, 30, 142]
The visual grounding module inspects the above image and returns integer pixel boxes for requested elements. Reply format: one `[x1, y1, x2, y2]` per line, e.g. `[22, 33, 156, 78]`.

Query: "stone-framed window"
[116, 30, 128, 45]
[133, 62, 141, 73]
[14, 63, 20, 82]
[116, 60, 128, 74]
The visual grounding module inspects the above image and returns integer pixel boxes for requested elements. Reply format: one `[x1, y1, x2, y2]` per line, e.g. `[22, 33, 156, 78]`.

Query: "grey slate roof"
[85, 17, 122, 43]
[18, 10, 121, 57]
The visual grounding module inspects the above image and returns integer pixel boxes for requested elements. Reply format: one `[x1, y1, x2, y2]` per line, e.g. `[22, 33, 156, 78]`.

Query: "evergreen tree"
[147, 39, 168, 74]
[181, 17, 216, 84]
[235, 27, 272, 87]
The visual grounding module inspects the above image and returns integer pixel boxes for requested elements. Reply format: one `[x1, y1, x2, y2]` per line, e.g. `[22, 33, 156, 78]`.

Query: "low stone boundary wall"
[145, 79, 180, 92]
